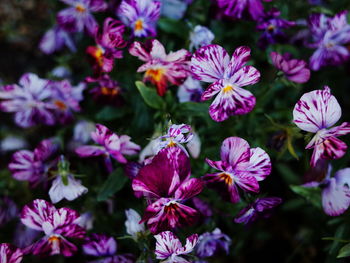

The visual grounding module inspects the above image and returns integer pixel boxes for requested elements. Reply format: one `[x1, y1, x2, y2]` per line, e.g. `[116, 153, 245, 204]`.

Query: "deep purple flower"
[0, 197, 18, 227]
[234, 197, 282, 224]
[86, 75, 123, 105]
[203, 137, 271, 203]
[215, 0, 271, 21]
[196, 228, 231, 258]
[129, 39, 191, 96]
[308, 11, 350, 71]
[39, 26, 76, 54]
[20, 199, 86, 257]
[57, 0, 108, 36]
[117, 0, 161, 37]
[155, 231, 198, 263]
[192, 197, 213, 218]
[132, 147, 203, 234]
[13, 224, 41, 249]
[191, 45, 260, 122]
[83, 234, 134, 263]
[293, 86, 350, 167]
[256, 8, 295, 49]
[9, 139, 57, 186]
[0, 243, 23, 263]
[75, 124, 140, 172]
[270, 52, 310, 83]
[0, 73, 54, 128]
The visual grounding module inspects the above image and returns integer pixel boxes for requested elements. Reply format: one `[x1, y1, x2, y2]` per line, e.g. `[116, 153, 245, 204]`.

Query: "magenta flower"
[215, 0, 271, 20]
[57, 0, 108, 36]
[203, 137, 271, 203]
[132, 147, 203, 234]
[129, 39, 191, 96]
[117, 0, 161, 38]
[0, 244, 23, 263]
[0, 73, 54, 128]
[39, 26, 76, 55]
[86, 18, 126, 74]
[234, 197, 282, 224]
[270, 52, 310, 84]
[196, 228, 231, 258]
[293, 86, 350, 167]
[256, 8, 295, 49]
[9, 139, 57, 186]
[155, 231, 198, 263]
[20, 199, 85, 257]
[308, 11, 350, 71]
[75, 124, 140, 172]
[191, 45, 260, 122]
[83, 234, 134, 263]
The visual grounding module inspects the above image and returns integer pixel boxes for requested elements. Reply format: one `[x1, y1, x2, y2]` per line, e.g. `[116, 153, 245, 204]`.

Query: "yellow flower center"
[101, 87, 119, 96]
[167, 139, 177, 147]
[75, 4, 86, 13]
[219, 173, 233, 186]
[54, 100, 67, 110]
[134, 19, 143, 32]
[267, 25, 275, 32]
[145, 68, 165, 82]
[222, 85, 234, 93]
[48, 235, 61, 243]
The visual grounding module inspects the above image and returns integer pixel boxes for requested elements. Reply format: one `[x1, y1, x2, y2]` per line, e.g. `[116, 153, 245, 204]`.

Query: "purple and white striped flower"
[117, 0, 161, 38]
[39, 26, 76, 55]
[20, 199, 86, 257]
[83, 234, 134, 263]
[293, 86, 350, 167]
[270, 52, 310, 84]
[196, 228, 231, 258]
[203, 137, 271, 203]
[234, 197, 282, 224]
[57, 0, 108, 36]
[177, 76, 203, 103]
[155, 231, 199, 263]
[0, 244, 23, 263]
[191, 45, 260, 122]
[308, 11, 350, 71]
[75, 124, 141, 172]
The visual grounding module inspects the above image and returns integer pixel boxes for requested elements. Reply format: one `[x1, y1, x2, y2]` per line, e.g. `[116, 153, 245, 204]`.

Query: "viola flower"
[192, 197, 213, 218]
[203, 137, 271, 203]
[270, 52, 310, 84]
[234, 197, 282, 224]
[86, 75, 123, 105]
[293, 86, 350, 167]
[125, 209, 145, 238]
[21, 199, 86, 256]
[215, 0, 271, 21]
[57, 0, 108, 36]
[86, 18, 126, 74]
[191, 45, 260, 122]
[177, 76, 203, 103]
[189, 25, 215, 51]
[73, 120, 96, 144]
[0, 73, 54, 128]
[13, 224, 41, 249]
[0, 136, 28, 153]
[256, 8, 295, 49]
[196, 228, 231, 258]
[117, 0, 161, 38]
[0, 243, 23, 263]
[0, 197, 18, 227]
[308, 11, 350, 71]
[83, 234, 134, 263]
[39, 26, 76, 55]
[75, 124, 141, 172]
[9, 139, 58, 186]
[129, 39, 191, 96]
[304, 166, 350, 216]
[75, 212, 94, 230]
[132, 147, 204, 234]
[186, 132, 201, 159]
[160, 0, 193, 20]
[155, 231, 199, 263]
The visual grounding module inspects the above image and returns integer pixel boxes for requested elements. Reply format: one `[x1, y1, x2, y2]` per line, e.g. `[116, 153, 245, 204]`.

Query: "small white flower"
[190, 25, 215, 50]
[125, 209, 145, 238]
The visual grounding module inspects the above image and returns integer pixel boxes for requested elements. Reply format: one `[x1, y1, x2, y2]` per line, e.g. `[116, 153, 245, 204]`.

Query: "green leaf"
[158, 18, 189, 38]
[338, 243, 350, 258]
[177, 102, 209, 118]
[290, 185, 322, 209]
[135, 81, 165, 110]
[95, 106, 124, 121]
[97, 168, 128, 201]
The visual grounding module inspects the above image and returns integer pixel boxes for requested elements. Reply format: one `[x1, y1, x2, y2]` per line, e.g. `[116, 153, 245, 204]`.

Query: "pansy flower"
[39, 26, 76, 55]
[57, 0, 108, 36]
[177, 76, 203, 103]
[0, 197, 18, 227]
[83, 234, 134, 263]
[155, 231, 198, 263]
[117, 0, 161, 38]
[132, 147, 203, 234]
[189, 25, 215, 51]
[76, 124, 140, 172]
[293, 86, 350, 167]
[191, 44, 260, 122]
[0, 243, 23, 263]
[20, 199, 86, 257]
[270, 52, 310, 83]
[129, 39, 191, 96]
[203, 137, 271, 203]
[234, 197, 282, 224]
[196, 228, 231, 259]
[125, 209, 145, 239]
[160, 0, 193, 20]
[308, 11, 350, 71]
